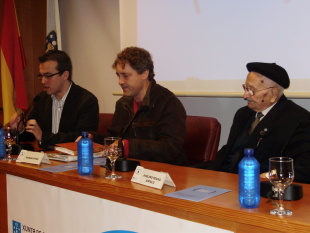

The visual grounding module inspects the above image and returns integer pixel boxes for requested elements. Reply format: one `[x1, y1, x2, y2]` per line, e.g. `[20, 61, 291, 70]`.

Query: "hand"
[260, 172, 269, 179]
[75, 136, 82, 142]
[9, 112, 22, 131]
[25, 119, 42, 142]
[75, 133, 93, 142]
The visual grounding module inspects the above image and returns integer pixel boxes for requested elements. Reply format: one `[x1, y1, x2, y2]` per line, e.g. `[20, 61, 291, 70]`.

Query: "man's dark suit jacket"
[207, 95, 310, 184]
[20, 82, 99, 149]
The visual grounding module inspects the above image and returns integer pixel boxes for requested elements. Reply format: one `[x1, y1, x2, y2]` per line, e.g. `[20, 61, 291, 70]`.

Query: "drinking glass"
[104, 137, 122, 179]
[5, 127, 16, 161]
[268, 157, 294, 215]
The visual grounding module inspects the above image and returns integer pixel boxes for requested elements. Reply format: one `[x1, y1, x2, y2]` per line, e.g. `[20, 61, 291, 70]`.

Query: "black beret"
[246, 62, 290, 89]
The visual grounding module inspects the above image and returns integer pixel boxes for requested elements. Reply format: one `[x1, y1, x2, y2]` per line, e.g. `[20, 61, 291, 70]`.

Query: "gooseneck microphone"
[281, 119, 310, 156]
[114, 105, 150, 172]
[12, 96, 41, 154]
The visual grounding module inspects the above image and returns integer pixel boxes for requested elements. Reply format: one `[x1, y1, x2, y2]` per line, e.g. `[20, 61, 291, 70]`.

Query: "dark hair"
[39, 50, 72, 81]
[112, 47, 155, 81]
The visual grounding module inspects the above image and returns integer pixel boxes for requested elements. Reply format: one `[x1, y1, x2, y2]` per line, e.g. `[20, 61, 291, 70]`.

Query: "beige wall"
[59, 0, 121, 113]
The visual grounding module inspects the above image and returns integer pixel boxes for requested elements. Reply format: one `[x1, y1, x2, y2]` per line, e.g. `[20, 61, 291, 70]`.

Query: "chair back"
[185, 115, 221, 166]
[98, 113, 221, 166]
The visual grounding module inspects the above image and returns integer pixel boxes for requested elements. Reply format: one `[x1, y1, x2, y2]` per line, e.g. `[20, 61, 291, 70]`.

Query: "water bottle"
[238, 148, 260, 208]
[0, 124, 6, 158]
[78, 132, 93, 175]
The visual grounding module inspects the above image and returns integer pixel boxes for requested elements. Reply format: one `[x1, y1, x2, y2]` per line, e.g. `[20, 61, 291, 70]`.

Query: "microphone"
[19, 95, 41, 130]
[281, 119, 310, 156]
[12, 96, 41, 155]
[114, 105, 149, 172]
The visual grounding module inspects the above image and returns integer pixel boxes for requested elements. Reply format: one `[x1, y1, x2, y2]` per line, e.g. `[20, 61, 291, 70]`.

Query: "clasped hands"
[75, 135, 122, 157]
[9, 112, 42, 142]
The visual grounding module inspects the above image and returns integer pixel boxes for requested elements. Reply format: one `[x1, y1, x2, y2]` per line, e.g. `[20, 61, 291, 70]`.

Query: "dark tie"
[248, 112, 264, 134]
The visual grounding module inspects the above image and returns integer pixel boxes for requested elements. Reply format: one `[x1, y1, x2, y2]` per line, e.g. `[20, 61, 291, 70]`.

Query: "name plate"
[16, 150, 51, 165]
[131, 166, 176, 189]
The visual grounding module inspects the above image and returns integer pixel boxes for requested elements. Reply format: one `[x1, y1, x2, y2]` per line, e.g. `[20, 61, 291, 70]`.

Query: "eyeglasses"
[242, 84, 274, 96]
[37, 71, 63, 81]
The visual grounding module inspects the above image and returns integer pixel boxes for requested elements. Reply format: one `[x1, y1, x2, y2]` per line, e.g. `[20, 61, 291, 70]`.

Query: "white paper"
[165, 185, 231, 202]
[16, 150, 51, 165]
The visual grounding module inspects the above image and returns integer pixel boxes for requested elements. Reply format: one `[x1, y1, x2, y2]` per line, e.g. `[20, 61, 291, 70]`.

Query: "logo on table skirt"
[12, 220, 45, 233]
[13, 221, 21, 233]
[103, 231, 137, 233]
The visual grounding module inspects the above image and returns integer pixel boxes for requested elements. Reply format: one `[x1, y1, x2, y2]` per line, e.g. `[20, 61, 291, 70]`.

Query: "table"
[0, 157, 310, 232]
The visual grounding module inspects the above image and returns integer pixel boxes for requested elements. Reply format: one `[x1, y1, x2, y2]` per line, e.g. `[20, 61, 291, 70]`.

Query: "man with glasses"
[9, 50, 99, 149]
[205, 62, 310, 183]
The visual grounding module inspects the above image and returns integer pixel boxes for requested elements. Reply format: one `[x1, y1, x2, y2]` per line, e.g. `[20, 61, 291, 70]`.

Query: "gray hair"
[253, 71, 284, 96]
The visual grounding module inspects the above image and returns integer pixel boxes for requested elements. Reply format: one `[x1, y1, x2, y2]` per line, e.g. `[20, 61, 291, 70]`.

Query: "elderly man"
[207, 62, 310, 184]
[10, 50, 99, 149]
[91, 47, 187, 165]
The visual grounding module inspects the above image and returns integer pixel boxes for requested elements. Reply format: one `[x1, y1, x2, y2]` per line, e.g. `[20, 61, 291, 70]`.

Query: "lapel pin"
[260, 128, 268, 135]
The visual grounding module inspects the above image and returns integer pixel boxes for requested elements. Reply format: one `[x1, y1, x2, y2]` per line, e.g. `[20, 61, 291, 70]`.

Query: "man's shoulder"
[151, 83, 176, 99]
[70, 82, 98, 100]
[281, 99, 310, 117]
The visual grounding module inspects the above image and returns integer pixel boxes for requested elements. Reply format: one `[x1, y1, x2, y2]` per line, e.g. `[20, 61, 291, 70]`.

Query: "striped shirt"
[51, 83, 72, 134]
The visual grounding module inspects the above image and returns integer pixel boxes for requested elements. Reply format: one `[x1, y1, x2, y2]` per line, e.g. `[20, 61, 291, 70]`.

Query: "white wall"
[123, 0, 310, 96]
[59, 1, 310, 148]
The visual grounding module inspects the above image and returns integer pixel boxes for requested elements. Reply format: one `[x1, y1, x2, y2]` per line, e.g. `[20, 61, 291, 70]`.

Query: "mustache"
[244, 97, 253, 102]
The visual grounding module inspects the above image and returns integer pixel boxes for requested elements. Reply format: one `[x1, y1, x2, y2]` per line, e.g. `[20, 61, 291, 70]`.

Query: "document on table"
[38, 157, 107, 173]
[54, 142, 105, 156]
[164, 185, 231, 202]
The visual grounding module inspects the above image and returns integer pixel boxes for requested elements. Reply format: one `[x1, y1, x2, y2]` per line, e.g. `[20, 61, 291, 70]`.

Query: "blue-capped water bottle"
[0, 124, 6, 159]
[78, 132, 93, 175]
[238, 148, 260, 208]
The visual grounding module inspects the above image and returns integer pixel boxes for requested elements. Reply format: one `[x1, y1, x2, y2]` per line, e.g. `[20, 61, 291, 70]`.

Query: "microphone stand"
[11, 96, 41, 155]
[114, 105, 150, 172]
[11, 112, 34, 155]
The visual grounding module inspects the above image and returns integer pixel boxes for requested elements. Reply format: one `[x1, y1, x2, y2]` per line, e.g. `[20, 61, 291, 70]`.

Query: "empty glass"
[268, 157, 294, 215]
[104, 137, 122, 179]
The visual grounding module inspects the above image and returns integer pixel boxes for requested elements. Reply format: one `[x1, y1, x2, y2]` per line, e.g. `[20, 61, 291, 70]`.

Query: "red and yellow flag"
[1, 0, 28, 124]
